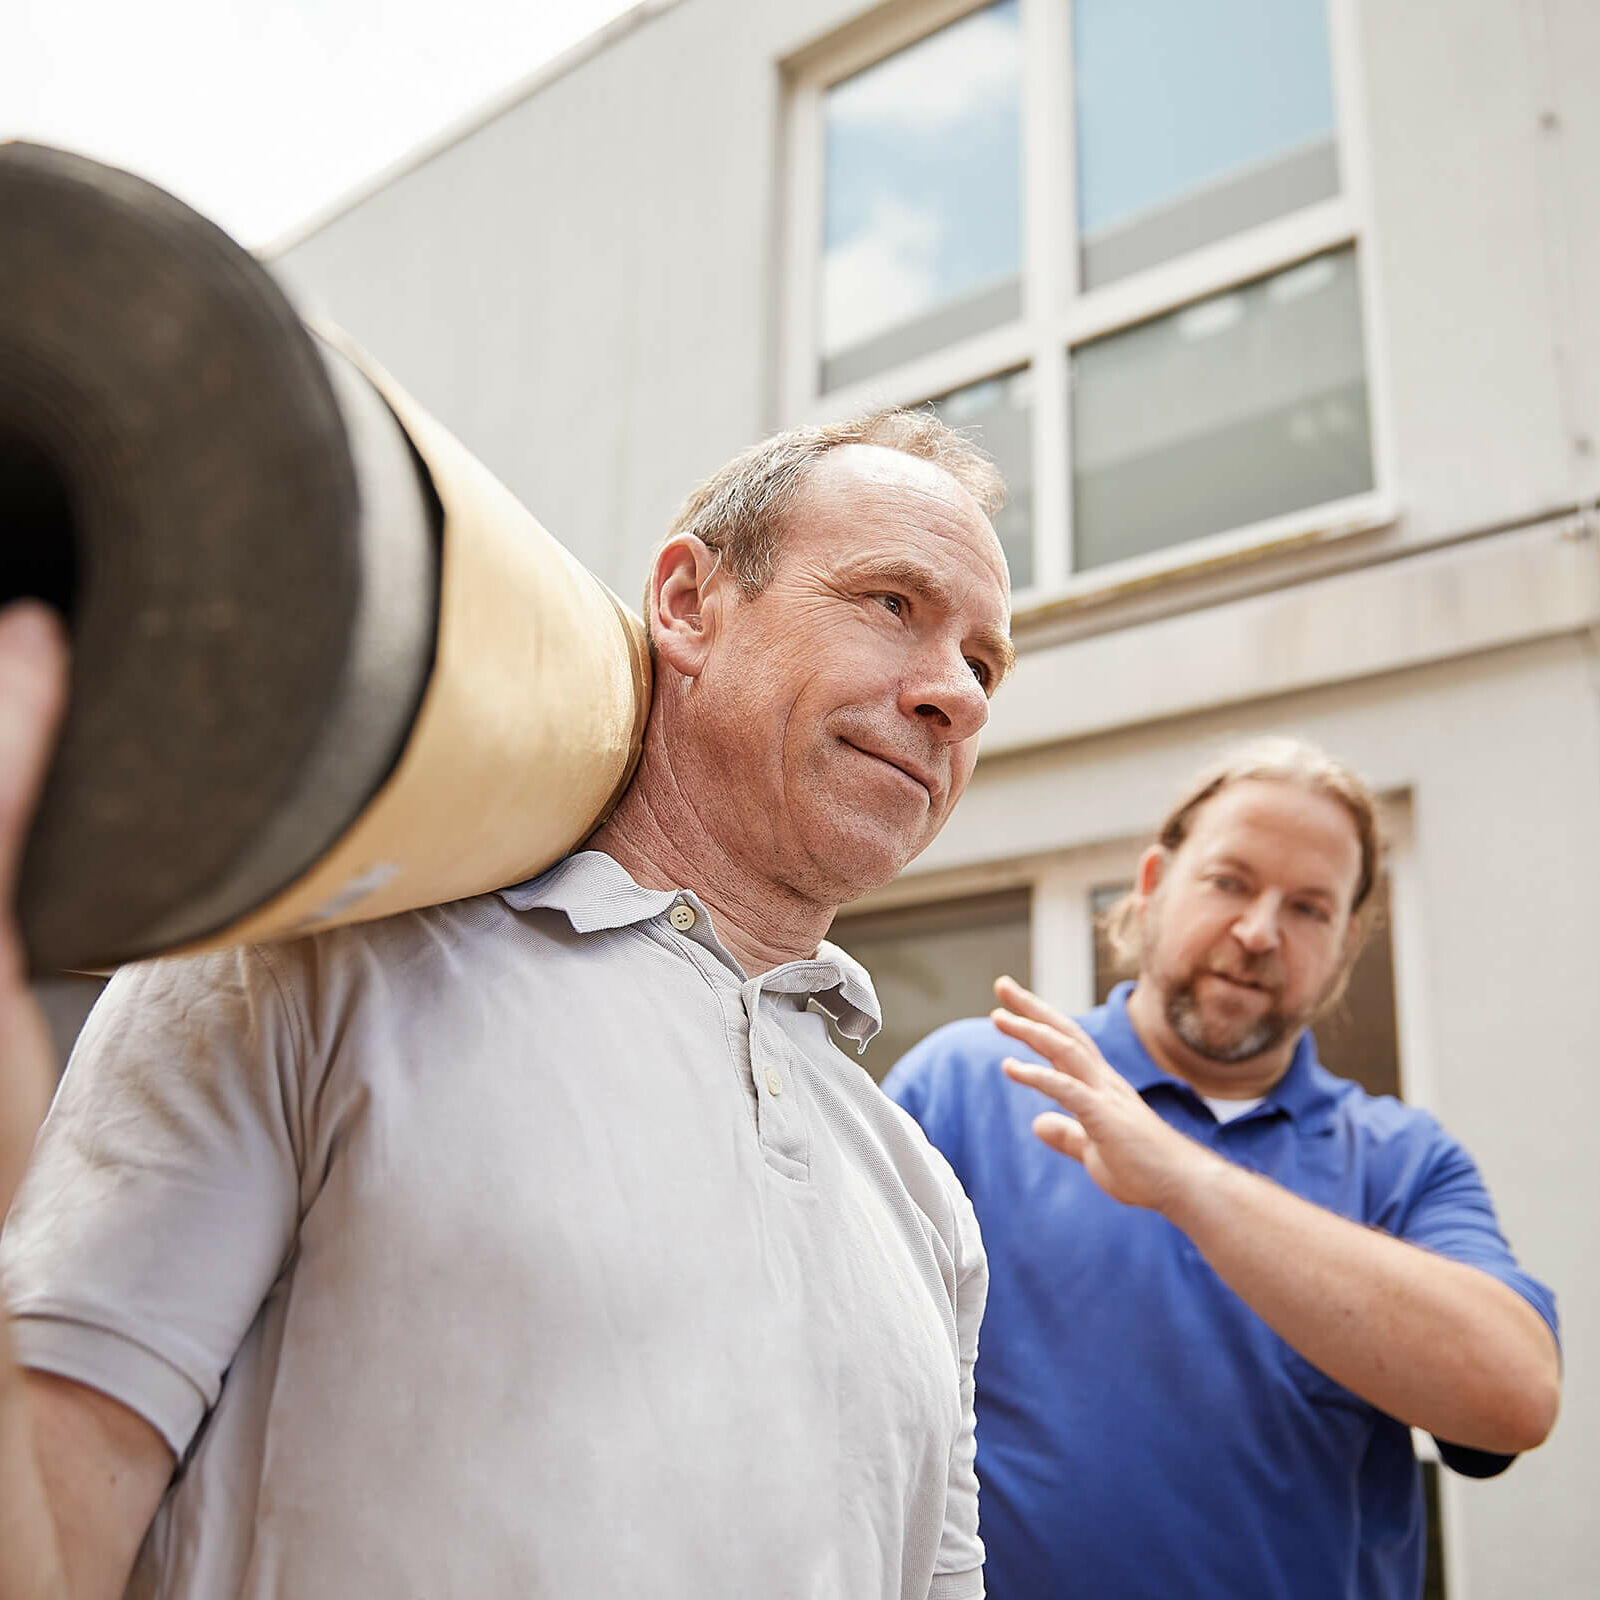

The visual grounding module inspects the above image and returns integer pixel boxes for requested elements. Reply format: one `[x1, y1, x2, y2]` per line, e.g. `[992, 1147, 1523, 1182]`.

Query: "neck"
[587, 725, 836, 977]
[1123, 977, 1299, 1100]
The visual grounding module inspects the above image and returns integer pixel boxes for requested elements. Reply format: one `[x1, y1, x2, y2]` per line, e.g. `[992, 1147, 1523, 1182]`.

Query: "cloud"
[822, 194, 945, 354]
[827, 6, 1018, 136]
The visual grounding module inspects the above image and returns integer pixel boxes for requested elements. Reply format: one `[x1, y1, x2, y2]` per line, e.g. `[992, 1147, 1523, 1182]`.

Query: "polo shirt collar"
[1101, 982, 1340, 1130]
[802, 940, 882, 1049]
[496, 853, 882, 1047]
[497, 850, 682, 931]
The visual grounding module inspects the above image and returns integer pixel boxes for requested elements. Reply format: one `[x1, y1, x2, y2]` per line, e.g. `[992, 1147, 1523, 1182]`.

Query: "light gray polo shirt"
[2, 852, 986, 1599]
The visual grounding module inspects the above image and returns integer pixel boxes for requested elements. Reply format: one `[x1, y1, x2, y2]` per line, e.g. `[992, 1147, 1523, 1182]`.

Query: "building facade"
[275, 2, 1599, 1591]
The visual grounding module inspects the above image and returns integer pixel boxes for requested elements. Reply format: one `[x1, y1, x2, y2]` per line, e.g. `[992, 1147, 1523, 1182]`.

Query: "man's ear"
[1134, 844, 1168, 902]
[649, 535, 725, 678]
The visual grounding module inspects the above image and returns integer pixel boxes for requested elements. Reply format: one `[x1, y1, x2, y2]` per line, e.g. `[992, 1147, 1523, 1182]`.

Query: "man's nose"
[1232, 894, 1283, 954]
[902, 652, 990, 743]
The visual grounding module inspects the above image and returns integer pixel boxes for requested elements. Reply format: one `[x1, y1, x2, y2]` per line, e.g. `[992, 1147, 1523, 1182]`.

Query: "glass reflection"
[1073, 0, 1339, 286]
[1071, 247, 1374, 571]
[931, 368, 1035, 590]
[822, 0, 1022, 390]
[828, 890, 1032, 1081]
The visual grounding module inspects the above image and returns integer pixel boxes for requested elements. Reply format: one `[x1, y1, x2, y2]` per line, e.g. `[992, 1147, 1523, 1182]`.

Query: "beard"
[1162, 973, 1298, 1063]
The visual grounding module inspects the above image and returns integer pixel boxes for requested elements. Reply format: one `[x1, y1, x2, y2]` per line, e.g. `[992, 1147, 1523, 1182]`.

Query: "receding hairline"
[645, 407, 1009, 619]
[1179, 778, 1366, 890]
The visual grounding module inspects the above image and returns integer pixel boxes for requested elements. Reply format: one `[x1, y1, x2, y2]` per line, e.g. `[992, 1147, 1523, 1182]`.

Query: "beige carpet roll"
[1, 143, 649, 972]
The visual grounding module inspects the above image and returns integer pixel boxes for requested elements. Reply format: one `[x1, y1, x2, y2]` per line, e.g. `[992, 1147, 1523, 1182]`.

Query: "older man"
[885, 741, 1560, 1600]
[0, 410, 1014, 1599]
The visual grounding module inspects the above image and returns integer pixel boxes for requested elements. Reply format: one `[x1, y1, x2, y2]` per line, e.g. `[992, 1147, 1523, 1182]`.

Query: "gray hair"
[645, 408, 1005, 613]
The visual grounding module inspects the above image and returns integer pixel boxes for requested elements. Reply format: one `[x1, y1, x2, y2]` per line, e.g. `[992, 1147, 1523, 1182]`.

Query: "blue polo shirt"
[884, 983, 1559, 1600]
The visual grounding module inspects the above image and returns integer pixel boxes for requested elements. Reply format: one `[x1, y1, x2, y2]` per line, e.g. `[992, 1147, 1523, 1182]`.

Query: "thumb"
[0, 602, 69, 916]
[1033, 1112, 1089, 1164]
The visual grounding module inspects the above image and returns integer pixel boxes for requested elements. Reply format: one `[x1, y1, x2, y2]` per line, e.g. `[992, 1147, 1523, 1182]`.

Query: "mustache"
[1207, 952, 1286, 989]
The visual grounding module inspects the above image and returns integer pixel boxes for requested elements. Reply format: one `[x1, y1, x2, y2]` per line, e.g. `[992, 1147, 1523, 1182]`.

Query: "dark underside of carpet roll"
[1, 144, 439, 972]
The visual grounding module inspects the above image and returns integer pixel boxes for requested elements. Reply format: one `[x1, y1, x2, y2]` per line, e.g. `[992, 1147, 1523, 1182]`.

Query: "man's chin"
[1169, 995, 1286, 1064]
[809, 826, 926, 907]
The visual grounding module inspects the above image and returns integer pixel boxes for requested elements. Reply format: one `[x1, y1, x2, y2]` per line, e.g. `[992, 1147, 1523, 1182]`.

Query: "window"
[819, 0, 1023, 391]
[787, 0, 1387, 600]
[825, 887, 1031, 1080]
[930, 367, 1035, 586]
[1071, 0, 1340, 289]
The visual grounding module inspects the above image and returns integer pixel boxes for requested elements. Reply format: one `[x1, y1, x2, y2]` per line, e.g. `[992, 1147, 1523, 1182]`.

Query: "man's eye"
[873, 594, 905, 616]
[966, 658, 991, 690]
[1293, 901, 1332, 923]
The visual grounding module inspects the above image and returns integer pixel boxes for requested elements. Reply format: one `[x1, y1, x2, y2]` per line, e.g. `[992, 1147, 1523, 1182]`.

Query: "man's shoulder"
[256, 888, 534, 980]
[883, 1015, 1009, 1095]
[1309, 1062, 1447, 1146]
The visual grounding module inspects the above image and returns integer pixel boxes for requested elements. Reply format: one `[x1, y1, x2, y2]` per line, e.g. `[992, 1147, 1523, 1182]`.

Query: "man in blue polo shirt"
[885, 739, 1561, 1600]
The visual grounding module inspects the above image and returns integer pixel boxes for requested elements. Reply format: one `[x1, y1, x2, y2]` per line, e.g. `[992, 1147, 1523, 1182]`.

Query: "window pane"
[821, 0, 1022, 391]
[828, 889, 1031, 1081]
[1090, 875, 1400, 1099]
[1073, 0, 1339, 287]
[1070, 247, 1374, 571]
[930, 368, 1035, 590]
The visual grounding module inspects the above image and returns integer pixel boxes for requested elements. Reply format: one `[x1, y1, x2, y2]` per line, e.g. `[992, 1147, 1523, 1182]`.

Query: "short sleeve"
[1396, 1130, 1560, 1342]
[1395, 1126, 1560, 1476]
[0, 945, 310, 1457]
[931, 1181, 988, 1600]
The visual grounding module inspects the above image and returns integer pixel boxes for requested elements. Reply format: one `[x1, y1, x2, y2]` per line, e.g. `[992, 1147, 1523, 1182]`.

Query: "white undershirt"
[1199, 1094, 1267, 1124]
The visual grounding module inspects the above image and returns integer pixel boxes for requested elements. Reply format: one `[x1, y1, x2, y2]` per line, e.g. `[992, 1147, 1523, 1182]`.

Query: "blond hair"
[1102, 738, 1384, 983]
[645, 408, 1005, 614]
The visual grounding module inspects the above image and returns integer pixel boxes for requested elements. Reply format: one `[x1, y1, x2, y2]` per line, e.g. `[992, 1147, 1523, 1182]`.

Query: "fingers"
[0, 603, 70, 1218]
[1033, 1112, 1089, 1163]
[993, 973, 1076, 1034]
[992, 1008, 1111, 1094]
[993, 974, 1109, 1076]
[1001, 1056, 1092, 1114]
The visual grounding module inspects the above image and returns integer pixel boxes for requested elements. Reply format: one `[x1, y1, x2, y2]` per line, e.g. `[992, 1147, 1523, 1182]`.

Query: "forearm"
[0, 1321, 68, 1600]
[1164, 1153, 1561, 1452]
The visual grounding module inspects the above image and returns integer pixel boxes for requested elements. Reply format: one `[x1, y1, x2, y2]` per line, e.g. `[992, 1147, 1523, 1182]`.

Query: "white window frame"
[782, 0, 1397, 614]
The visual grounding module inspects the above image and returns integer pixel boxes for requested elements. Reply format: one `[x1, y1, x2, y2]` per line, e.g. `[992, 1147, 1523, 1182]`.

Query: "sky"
[3, 0, 642, 249]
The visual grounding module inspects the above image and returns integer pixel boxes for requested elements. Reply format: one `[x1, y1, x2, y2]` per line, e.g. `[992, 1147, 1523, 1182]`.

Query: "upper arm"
[3, 946, 312, 1465]
[27, 1371, 174, 1599]
[1395, 1126, 1562, 1451]
[1396, 1130, 1560, 1351]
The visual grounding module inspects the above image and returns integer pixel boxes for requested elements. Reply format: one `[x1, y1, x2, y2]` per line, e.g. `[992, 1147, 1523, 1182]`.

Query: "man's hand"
[1, 603, 177, 1600]
[0, 602, 70, 1221]
[992, 974, 1220, 1216]
[990, 974, 1560, 1452]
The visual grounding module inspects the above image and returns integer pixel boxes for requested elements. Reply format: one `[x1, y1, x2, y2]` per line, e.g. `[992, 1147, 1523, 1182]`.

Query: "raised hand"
[991, 973, 1219, 1216]
[0, 602, 70, 1225]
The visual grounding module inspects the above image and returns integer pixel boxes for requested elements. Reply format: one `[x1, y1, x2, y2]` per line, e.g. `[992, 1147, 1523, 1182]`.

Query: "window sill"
[1011, 491, 1397, 629]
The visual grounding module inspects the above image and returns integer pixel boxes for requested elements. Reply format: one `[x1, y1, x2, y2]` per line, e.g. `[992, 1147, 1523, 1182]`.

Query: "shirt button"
[668, 903, 697, 932]
[765, 1068, 783, 1096]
